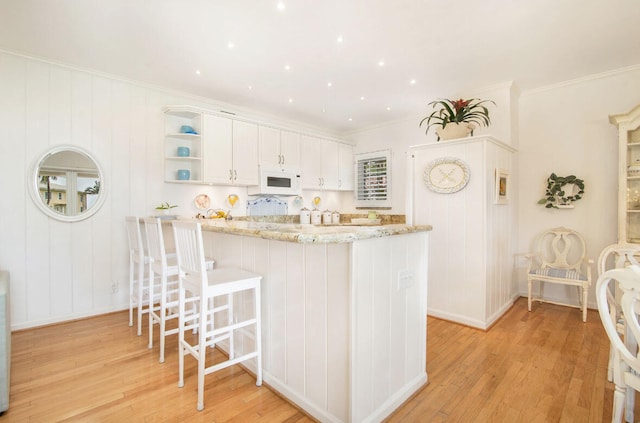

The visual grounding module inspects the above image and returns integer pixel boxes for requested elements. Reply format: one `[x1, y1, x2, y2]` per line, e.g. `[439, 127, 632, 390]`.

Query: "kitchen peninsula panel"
[193, 227, 429, 422]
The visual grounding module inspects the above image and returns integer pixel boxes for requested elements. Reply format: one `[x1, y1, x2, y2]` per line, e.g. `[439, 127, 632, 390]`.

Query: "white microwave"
[247, 165, 301, 196]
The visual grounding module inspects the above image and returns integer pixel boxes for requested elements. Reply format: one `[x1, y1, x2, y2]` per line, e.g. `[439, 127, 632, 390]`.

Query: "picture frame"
[495, 168, 509, 205]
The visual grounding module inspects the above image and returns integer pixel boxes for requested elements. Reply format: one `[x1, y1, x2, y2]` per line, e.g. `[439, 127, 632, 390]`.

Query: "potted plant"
[537, 173, 585, 209]
[419, 98, 496, 141]
[155, 202, 178, 215]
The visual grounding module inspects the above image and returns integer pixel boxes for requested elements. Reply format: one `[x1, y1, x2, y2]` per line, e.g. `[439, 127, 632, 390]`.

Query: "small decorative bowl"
[177, 169, 190, 180]
[177, 146, 190, 157]
[180, 125, 198, 134]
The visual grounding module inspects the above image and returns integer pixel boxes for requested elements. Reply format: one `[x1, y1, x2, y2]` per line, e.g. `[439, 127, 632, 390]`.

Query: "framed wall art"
[495, 168, 509, 205]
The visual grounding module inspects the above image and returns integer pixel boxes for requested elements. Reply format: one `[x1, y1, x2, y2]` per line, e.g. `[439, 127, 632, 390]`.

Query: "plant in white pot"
[419, 98, 496, 141]
[155, 202, 178, 215]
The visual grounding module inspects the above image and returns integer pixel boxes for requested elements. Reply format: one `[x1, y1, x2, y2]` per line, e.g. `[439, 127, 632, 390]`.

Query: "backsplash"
[233, 213, 406, 225]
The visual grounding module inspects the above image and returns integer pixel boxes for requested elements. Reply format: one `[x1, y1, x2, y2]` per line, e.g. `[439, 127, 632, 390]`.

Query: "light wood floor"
[2, 298, 629, 422]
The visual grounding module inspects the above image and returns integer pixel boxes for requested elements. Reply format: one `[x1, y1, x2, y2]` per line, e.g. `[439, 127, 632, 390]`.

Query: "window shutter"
[354, 150, 391, 207]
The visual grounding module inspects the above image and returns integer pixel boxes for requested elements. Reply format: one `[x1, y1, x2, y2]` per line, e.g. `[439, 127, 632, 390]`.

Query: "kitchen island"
[173, 220, 431, 423]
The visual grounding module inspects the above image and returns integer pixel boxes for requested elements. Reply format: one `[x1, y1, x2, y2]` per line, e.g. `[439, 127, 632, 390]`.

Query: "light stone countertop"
[169, 219, 432, 244]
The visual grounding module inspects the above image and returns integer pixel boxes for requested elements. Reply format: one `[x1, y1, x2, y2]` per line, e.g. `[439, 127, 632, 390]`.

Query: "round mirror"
[29, 145, 106, 222]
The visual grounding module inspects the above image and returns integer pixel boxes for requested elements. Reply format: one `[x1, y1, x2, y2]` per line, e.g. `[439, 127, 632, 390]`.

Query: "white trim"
[522, 63, 640, 96]
[11, 305, 127, 331]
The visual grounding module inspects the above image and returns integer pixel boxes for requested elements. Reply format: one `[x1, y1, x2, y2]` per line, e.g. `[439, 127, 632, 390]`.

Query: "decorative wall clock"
[424, 157, 471, 193]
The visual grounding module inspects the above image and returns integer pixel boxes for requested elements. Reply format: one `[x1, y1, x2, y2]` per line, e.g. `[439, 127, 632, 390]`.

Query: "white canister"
[300, 207, 311, 224]
[311, 208, 322, 225]
[629, 159, 640, 176]
[332, 211, 341, 224]
[322, 210, 332, 225]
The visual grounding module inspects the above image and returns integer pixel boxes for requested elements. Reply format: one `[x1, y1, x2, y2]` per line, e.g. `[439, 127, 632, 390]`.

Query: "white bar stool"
[125, 216, 153, 336]
[144, 217, 214, 363]
[172, 220, 263, 411]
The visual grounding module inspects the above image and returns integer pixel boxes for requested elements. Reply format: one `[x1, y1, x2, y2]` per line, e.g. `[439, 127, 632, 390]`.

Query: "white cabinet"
[164, 107, 203, 183]
[202, 115, 258, 186]
[610, 104, 640, 243]
[301, 136, 353, 191]
[338, 143, 354, 190]
[202, 114, 232, 184]
[258, 126, 300, 168]
[164, 105, 349, 189]
[409, 136, 515, 329]
[201, 231, 428, 423]
[321, 140, 340, 189]
[280, 130, 301, 168]
[232, 120, 259, 185]
[301, 135, 324, 189]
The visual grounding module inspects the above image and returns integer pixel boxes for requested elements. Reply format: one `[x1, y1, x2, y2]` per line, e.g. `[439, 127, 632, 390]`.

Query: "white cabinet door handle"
[282, 155, 285, 165]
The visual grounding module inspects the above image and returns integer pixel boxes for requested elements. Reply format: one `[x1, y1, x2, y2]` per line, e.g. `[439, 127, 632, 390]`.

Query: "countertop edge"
[200, 222, 432, 244]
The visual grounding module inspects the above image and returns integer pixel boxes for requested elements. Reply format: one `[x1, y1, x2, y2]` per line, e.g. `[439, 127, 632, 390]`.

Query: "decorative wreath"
[537, 173, 585, 208]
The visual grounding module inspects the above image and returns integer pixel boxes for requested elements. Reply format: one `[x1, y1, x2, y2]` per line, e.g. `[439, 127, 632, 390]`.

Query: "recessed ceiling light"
[322, 108, 326, 113]
[277, 1, 285, 11]
[195, 69, 201, 75]
[337, 35, 343, 43]
[227, 42, 235, 49]
[386, 106, 391, 111]
[348, 118, 353, 121]
[327, 82, 333, 87]
[248, 85, 252, 90]
[360, 96, 365, 100]
[288, 98, 293, 103]
[410, 79, 416, 84]
[284, 64, 291, 71]
[378, 60, 385, 67]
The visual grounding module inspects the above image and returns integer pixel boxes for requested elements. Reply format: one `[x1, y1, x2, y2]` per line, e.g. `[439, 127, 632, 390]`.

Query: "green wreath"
[537, 173, 585, 208]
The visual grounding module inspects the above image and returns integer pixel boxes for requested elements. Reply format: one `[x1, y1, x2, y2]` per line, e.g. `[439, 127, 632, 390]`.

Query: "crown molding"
[522, 63, 640, 96]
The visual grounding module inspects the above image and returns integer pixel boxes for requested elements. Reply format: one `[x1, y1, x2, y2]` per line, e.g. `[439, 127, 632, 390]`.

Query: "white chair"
[598, 243, 640, 382]
[596, 265, 640, 423]
[526, 227, 593, 322]
[598, 243, 640, 422]
[125, 216, 154, 336]
[172, 220, 263, 411]
[144, 217, 215, 363]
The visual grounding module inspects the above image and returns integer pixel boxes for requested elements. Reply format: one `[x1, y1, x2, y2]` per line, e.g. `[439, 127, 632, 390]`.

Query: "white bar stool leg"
[255, 285, 263, 386]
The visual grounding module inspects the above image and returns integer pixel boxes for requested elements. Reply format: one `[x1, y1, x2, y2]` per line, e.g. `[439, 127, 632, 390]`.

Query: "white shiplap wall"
[194, 229, 427, 423]
[0, 52, 165, 328]
[409, 136, 516, 329]
[0, 51, 322, 329]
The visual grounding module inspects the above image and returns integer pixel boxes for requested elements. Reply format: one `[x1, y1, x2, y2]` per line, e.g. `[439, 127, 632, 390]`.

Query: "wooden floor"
[2, 298, 628, 422]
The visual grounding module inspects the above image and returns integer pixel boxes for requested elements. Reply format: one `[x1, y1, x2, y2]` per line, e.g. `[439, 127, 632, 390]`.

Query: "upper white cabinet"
[164, 105, 346, 189]
[301, 135, 324, 189]
[610, 104, 640, 243]
[338, 143, 354, 191]
[301, 135, 353, 191]
[202, 114, 233, 184]
[280, 130, 301, 168]
[164, 107, 203, 183]
[202, 115, 258, 186]
[232, 120, 259, 185]
[258, 126, 301, 168]
[321, 140, 340, 189]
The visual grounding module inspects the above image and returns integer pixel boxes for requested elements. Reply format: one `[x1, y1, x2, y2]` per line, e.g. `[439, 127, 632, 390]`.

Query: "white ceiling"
[1, 0, 639, 134]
